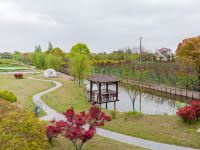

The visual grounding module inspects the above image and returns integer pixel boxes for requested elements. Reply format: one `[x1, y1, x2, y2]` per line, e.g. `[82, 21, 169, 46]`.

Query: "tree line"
[3, 35, 200, 91]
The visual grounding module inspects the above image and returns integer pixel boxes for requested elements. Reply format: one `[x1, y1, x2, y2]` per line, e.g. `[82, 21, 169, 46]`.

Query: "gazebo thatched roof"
[88, 74, 120, 83]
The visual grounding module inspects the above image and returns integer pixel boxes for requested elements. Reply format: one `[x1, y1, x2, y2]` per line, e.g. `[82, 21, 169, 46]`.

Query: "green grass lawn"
[103, 114, 200, 149]
[0, 59, 30, 72]
[41, 74, 200, 149]
[0, 74, 54, 110]
[42, 75, 90, 113]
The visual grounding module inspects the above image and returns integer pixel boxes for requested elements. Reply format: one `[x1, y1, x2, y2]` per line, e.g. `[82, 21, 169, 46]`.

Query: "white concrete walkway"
[28, 76, 196, 150]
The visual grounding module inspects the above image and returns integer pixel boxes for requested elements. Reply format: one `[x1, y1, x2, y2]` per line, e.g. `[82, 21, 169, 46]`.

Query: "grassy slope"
[42, 74, 200, 149]
[52, 135, 145, 150]
[103, 114, 200, 149]
[42, 76, 89, 113]
[0, 74, 54, 110]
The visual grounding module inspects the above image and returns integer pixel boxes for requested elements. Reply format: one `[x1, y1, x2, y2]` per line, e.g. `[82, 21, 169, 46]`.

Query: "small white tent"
[44, 69, 57, 78]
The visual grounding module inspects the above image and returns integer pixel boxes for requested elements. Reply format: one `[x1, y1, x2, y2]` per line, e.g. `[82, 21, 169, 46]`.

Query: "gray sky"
[0, 0, 199, 53]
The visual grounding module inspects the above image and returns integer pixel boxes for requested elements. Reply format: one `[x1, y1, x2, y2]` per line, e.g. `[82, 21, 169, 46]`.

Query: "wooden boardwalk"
[121, 79, 200, 99]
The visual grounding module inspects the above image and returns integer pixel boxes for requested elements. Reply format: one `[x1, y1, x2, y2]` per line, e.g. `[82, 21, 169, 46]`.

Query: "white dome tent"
[44, 69, 57, 78]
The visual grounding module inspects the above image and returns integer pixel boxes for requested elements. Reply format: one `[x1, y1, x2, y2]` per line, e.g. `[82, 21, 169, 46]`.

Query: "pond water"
[84, 81, 186, 115]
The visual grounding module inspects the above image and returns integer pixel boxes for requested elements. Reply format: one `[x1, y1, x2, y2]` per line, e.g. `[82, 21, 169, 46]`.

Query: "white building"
[155, 48, 173, 61]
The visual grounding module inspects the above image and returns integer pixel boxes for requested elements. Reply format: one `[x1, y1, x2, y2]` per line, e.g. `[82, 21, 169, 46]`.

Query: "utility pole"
[139, 37, 142, 63]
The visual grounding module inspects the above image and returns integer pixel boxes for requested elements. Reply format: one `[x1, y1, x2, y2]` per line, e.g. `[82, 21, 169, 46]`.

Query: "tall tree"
[69, 43, 91, 84]
[46, 41, 53, 54]
[70, 43, 90, 56]
[69, 54, 91, 85]
[35, 44, 42, 53]
[45, 54, 62, 71]
[50, 47, 65, 57]
[35, 52, 46, 69]
[13, 51, 22, 61]
[176, 36, 200, 91]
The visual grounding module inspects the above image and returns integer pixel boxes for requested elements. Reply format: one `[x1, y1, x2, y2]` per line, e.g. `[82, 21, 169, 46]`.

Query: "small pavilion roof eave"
[88, 74, 120, 83]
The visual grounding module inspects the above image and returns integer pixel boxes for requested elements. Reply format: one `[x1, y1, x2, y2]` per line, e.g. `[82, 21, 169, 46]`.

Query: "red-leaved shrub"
[14, 73, 23, 79]
[176, 100, 200, 123]
[46, 106, 111, 150]
[190, 100, 200, 119]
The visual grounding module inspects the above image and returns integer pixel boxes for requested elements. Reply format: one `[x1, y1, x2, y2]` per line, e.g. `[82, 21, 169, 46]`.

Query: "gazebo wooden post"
[89, 81, 93, 102]
[98, 82, 101, 105]
[116, 82, 118, 100]
[106, 83, 108, 109]
[115, 82, 118, 110]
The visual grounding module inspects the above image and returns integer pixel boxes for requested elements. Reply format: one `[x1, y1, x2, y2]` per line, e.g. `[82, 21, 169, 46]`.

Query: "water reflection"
[85, 80, 179, 115]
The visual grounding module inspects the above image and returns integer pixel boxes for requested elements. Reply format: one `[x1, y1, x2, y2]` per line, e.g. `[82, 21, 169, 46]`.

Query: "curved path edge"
[28, 76, 196, 150]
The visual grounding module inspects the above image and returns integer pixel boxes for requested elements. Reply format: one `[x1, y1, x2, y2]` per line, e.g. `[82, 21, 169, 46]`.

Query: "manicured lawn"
[103, 114, 200, 149]
[0, 74, 54, 110]
[42, 75, 90, 113]
[52, 135, 145, 150]
[42, 74, 200, 149]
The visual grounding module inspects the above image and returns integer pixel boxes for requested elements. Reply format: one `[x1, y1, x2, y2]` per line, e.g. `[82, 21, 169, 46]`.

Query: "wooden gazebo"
[87, 74, 120, 109]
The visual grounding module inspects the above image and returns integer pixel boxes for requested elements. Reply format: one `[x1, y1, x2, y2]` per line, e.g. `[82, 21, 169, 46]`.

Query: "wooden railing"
[122, 79, 200, 99]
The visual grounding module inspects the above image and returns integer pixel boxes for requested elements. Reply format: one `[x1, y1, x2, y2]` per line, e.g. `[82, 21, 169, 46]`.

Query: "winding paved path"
[28, 76, 196, 150]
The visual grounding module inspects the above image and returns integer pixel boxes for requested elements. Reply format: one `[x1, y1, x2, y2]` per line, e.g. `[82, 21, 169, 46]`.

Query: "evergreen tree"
[46, 41, 53, 54]
[35, 44, 42, 53]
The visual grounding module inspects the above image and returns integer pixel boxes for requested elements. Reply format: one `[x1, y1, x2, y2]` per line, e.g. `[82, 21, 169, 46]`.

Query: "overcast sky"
[0, 0, 199, 53]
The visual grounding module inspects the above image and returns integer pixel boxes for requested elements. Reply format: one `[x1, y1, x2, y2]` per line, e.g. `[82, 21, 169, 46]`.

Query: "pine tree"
[35, 44, 42, 53]
[46, 41, 53, 54]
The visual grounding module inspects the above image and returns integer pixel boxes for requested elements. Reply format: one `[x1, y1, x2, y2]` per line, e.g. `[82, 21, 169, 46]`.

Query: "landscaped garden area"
[0, 74, 145, 150]
[0, 36, 200, 150]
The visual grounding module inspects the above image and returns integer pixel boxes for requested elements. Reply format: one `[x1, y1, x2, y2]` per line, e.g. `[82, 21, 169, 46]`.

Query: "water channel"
[84, 80, 186, 115]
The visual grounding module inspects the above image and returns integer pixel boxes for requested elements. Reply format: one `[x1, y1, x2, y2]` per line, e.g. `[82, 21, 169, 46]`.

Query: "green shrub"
[0, 100, 50, 149]
[124, 111, 143, 118]
[0, 90, 17, 102]
[110, 110, 118, 119]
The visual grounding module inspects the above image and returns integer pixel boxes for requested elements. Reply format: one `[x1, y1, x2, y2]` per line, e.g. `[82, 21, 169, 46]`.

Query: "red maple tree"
[46, 106, 111, 150]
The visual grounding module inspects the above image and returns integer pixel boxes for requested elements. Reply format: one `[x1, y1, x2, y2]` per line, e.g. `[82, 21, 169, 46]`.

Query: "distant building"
[155, 47, 173, 61]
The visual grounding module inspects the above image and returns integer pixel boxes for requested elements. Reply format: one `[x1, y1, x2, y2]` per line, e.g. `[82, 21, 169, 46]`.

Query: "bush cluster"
[14, 73, 23, 79]
[110, 110, 118, 119]
[0, 90, 17, 102]
[0, 100, 50, 149]
[176, 100, 200, 123]
[124, 111, 143, 118]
